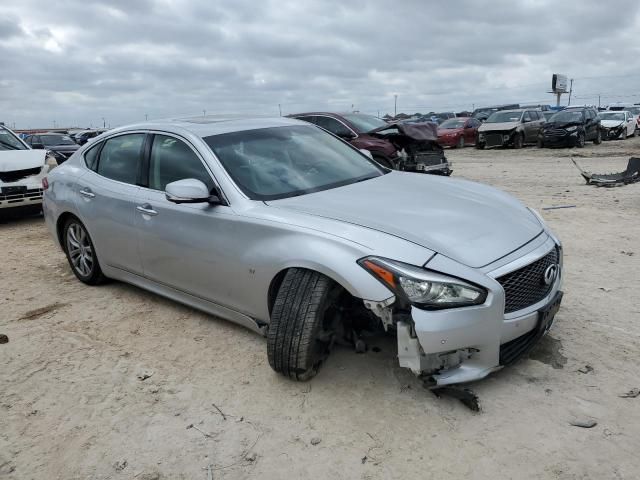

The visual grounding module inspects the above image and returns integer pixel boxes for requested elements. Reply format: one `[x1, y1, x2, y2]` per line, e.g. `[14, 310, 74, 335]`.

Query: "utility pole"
[278, 104, 282, 116]
[567, 78, 574, 106]
[598, 95, 601, 109]
[203, 110, 206, 117]
[394, 94, 398, 117]
[102, 117, 105, 128]
[145, 114, 148, 121]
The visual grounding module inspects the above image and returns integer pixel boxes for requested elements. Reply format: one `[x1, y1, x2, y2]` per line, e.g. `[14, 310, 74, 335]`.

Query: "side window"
[148, 135, 214, 192]
[96, 133, 144, 184]
[84, 143, 101, 171]
[295, 116, 317, 125]
[523, 112, 532, 122]
[315, 117, 353, 137]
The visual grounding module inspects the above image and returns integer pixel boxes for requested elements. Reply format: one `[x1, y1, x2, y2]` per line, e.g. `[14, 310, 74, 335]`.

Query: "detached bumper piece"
[572, 157, 640, 187]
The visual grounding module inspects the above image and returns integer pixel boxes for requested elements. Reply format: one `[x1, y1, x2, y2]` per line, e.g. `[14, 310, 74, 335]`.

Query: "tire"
[456, 136, 465, 148]
[576, 132, 585, 148]
[267, 269, 339, 381]
[593, 129, 602, 145]
[475, 142, 485, 150]
[620, 129, 626, 140]
[537, 137, 544, 148]
[372, 154, 393, 169]
[513, 133, 524, 149]
[634, 127, 639, 137]
[63, 218, 107, 285]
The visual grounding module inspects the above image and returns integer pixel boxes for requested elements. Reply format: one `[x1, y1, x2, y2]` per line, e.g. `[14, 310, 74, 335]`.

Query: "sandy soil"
[1, 137, 639, 480]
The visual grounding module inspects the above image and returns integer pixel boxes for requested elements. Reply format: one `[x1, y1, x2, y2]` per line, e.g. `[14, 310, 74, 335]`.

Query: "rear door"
[522, 111, 536, 142]
[74, 133, 146, 274]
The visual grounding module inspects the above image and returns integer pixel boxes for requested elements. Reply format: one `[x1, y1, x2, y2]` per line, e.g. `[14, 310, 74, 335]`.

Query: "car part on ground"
[572, 157, 640, 187]
[476, 109, 545, 149]
[43, 115, 563, 387]
[540, 107, 601, 148]
[368, 122, 451, 175]
[0, 125, 54, 214]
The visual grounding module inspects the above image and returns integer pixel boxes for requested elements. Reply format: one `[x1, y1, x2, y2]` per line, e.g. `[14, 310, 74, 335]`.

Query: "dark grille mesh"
[497, 249, 558, 313]
[0, 167, 42, 183]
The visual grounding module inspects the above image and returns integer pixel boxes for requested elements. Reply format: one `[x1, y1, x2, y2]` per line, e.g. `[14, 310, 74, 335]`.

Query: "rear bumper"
[397, 235, 563, 386]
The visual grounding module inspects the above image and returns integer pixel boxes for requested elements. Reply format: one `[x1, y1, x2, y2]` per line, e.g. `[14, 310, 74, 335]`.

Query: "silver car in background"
[43, 117, 563, 386]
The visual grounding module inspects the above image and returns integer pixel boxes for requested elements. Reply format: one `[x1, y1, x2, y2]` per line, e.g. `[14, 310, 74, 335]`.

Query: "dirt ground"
[2, 137, 639, 480]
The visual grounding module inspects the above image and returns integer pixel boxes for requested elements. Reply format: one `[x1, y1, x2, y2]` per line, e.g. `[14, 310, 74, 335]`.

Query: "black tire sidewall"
[63, 218, 104, 284]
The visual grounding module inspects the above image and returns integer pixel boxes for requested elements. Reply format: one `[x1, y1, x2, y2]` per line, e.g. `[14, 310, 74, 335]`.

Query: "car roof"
[108, 116, 306, 138]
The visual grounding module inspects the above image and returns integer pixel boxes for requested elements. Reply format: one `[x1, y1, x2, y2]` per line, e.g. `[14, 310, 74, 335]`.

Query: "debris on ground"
[430, 386, 480, 412]
[186, 423, 215, 439]
[572, 157, 640, 187]
[310, 437, 322, 446]
[619, 388, 640, 399]
[361, 456, 368, 464]
[620, 251, 634, 256]
[569, 419, 597, 428]
[17, 302, 67, 321]
[136, 370, 154, 381]
[0, 334, 8, 344]
[114, 459, 127, 472]
[244, 452, 257, 462]
[542, 205, 576, 210]
[577, 365, 594, 374]
[211, 402, 227, 420]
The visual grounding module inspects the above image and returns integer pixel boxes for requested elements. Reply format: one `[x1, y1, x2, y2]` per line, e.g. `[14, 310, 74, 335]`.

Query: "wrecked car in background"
[288, 112, 450, 175]
[476, 109, 545, 149]
[1, 125, 57, 215]
[437, 117, 481, 148]
[598, 111, 637, 140]
[540, 107, 602, 148]
[43, 116, 563, 387]
[24, 132, 80, 164]
[367, 121, 451, 175]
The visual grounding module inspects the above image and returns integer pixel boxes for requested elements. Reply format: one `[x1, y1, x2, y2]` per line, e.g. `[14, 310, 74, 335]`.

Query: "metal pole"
[556, 92, 561, 107]
[203, 110, 206, 117]
[394, 94, 398, 117]
[278, 104, 282, 116]
[567, 79, 574, 106]
[145, 114, 148, 121]
[598, 95, 601, 109]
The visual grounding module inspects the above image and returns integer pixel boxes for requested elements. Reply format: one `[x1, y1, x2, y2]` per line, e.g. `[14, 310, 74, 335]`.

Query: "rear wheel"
[513, 133, 524, 149]
[63, 218, 107, 285]
[267, 269, 340, 381]
[475, 141, 485, 150]
[576, 131, 586, 148]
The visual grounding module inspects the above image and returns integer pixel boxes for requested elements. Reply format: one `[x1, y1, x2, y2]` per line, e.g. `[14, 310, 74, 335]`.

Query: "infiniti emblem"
[543, 264, 559, 286]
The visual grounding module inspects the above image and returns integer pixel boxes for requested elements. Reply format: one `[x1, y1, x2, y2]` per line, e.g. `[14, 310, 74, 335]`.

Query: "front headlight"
[358, 257, 487, 309]
[565, 126, 578, 132]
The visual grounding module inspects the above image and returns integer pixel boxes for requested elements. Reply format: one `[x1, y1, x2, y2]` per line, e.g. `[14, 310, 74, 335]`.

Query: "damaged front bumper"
[373, 234, 563, 386]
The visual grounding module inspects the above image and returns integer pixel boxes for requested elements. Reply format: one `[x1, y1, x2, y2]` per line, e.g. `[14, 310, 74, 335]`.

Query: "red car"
[437, 117, 481, 148]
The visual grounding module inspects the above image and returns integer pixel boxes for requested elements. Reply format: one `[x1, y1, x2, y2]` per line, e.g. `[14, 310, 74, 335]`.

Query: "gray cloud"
[1, 0, 639, 128]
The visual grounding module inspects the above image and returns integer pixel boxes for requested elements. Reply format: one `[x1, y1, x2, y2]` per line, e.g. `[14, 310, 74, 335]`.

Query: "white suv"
[0, 125, 56, 216]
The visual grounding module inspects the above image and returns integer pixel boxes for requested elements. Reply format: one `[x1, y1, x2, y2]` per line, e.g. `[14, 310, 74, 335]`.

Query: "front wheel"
[63, 218, 107, 285]
[513, 133, 524, 149]
[267, 269, 339, 381]
[593, 129, 602, 145]
[576, 132, 586, 148]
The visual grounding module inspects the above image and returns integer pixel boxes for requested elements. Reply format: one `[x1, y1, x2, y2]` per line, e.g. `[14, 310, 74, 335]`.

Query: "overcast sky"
[2, 0, 640, 128]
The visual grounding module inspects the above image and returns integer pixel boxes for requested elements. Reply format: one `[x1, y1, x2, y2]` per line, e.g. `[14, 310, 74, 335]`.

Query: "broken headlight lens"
[565, 126, 578, 132]
[358, 257, 487, 310]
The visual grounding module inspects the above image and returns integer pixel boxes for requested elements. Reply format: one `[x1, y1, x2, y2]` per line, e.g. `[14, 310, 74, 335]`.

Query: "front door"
[136, 134, 241, 309]
[74, 133, 145, 274]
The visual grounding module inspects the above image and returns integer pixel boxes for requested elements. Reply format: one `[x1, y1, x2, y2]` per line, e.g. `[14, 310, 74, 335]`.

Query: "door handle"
[79, 188, 95, 198]
[136, 204, 158, 216]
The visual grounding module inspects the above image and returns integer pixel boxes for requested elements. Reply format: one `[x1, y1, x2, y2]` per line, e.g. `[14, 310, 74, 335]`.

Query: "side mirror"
[165, 179, 225, 205]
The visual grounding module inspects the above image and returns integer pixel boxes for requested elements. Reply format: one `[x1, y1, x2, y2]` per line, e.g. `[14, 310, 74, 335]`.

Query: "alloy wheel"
[66, 222, 94, 277]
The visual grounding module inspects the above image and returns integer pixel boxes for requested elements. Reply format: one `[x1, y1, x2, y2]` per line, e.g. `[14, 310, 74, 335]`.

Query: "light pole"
[145, 114, 148, 121]
[203, 110, 206, 117]
[394, 94, 398, 117]
[101, 117, 105, 128]
[278, 104, 282, 116]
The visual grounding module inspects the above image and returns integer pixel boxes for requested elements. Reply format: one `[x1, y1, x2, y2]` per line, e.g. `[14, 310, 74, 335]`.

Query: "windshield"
[41, 134, 75, 146]
[549, 110, 584, 123]
[485, 111, 523, 123]
[439, 119, 465, 129]
[0, 127, 28, 151]
[599, 112, 625, 121]
[204, 125, 385, 201]
[340, 114, 388, 133]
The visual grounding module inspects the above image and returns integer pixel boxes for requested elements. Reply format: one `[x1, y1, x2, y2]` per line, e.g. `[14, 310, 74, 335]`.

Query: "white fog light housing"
[358, 257, 487, 310]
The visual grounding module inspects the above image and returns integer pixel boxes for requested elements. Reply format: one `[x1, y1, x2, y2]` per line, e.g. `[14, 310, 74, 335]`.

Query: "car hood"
[478, 122, 519, 132]
[267, 172, 543, 268]
[545, 121, 582, 129]
[601, 120, 624, 128]
[0, 149, 47, 172]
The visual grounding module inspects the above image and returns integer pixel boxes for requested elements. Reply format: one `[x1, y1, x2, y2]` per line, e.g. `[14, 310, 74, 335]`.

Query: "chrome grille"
[497, 249, 558, 314]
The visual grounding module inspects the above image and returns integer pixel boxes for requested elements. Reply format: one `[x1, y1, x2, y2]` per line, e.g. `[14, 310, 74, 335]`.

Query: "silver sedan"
[43, 116, 563, 386]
